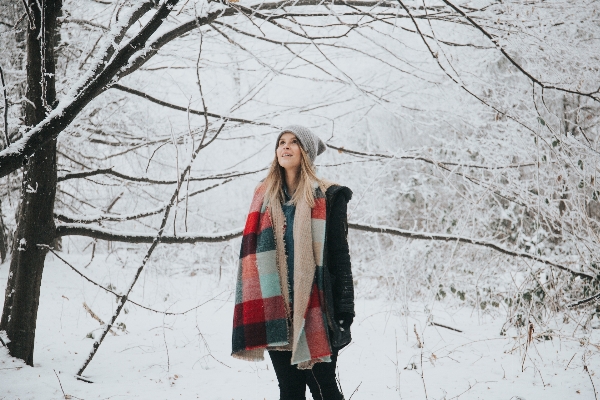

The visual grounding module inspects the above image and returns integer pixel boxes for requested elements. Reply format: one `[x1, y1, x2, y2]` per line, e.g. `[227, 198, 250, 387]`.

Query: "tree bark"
[0, 0, 61, 366]
[0, 200, 7, 263]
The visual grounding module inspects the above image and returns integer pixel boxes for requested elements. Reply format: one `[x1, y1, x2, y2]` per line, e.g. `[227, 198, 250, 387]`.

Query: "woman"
[232, 125, 354, 400]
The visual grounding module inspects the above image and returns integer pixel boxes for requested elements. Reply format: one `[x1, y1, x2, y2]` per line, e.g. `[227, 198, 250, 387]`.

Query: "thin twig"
[584, 354, 599, 400]
[112, 84, 270, 126]
[394, 329, 401, 398]
[54, 370, 83, 399]
[195, 322, 231, 368]
[348, 381, 362, 400]
[416, 326, 429, 400]
[83, 302, 117, 336]
[430, 321, 462, 333]
[75, 375, 93, 384]
[565, 352, 577, 370]
[327, 144, 537, 170]
[40, 244, 224, 315]
[448, 380, 485, 400]
[414, 324, 423, 348]
[53, 370, 67, 398]
[55, 178, 233, 223]
[162, 323, 170, 373]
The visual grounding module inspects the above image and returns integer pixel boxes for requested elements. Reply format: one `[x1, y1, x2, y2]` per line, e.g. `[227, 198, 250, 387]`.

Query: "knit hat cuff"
[276, 125, 326, 163]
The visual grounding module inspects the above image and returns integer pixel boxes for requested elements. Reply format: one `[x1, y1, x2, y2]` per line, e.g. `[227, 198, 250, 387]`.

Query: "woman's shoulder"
[322, 181, 352, 203]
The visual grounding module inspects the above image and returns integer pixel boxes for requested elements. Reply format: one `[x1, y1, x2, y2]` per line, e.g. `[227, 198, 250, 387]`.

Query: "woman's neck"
[284, 168, 300, 196]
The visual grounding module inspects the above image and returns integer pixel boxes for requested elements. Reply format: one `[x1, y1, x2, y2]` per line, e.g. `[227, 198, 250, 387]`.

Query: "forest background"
[0, 0, 600, 398]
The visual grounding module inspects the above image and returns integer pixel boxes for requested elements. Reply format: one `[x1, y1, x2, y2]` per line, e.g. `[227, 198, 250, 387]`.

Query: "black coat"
[323, 185, 354, 348]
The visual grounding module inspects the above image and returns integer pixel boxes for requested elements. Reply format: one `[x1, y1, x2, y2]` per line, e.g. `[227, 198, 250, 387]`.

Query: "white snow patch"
[17, 238, 26, 252]
[0, 255, 598, 399]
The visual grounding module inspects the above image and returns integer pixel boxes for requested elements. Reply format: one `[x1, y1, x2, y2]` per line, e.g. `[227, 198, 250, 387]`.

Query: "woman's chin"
[279, 160, 300, 170]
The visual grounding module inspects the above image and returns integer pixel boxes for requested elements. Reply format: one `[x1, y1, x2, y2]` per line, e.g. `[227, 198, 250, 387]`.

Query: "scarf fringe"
[231, 348, 265, 362]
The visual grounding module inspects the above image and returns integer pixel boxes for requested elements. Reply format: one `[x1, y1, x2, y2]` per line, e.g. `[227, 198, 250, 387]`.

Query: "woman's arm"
[327, 190, 355, 325]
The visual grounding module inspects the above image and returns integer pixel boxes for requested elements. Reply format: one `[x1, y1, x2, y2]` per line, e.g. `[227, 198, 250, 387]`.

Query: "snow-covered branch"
[56, 223, 243, 243]
[326, 144, 537, 170]
[56, 221, 594, 280]
[57, 166, 265, 184]
[349, 222, 594, 281]
[0, 0, 182, 178]
[440, 0, 600, 102]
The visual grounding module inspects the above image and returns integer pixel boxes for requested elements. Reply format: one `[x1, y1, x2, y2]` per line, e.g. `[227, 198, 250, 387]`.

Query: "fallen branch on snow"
[430, 322, 463, 333]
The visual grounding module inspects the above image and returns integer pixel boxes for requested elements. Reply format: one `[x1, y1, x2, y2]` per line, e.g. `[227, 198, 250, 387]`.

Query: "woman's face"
[276, 132, 302, 171]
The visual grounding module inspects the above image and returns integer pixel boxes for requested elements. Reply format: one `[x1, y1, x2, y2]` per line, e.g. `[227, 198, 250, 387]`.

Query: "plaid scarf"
[232, 182, 332, 368]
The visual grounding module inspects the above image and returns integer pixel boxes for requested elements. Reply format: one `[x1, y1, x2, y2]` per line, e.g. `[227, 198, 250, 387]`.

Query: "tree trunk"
[0, 0, 61, 366]
[0, 200, 7, 263]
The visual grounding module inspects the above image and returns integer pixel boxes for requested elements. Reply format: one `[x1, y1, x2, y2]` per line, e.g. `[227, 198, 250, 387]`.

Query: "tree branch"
[56, 223, 243, 243]
[76, 122, 227, 376]
[62, 18, 109, 32]
[349, 222, 594, 280]
[0, 0, 181, 179]
[101, 2, 155, 67]
[326, 143, 536, 170]
[114, 8, 234, 79]
[115, 0, 442, 77]
[57, 166, 266, 184]
[0, 0, 455, 178]
[57, 221, 593, 280]
[40, 244, 222, 316]
[568, 293, 600, 308]
[21, 0, 35, 29]
[440, 0, 599, 102]
[112, 84, 270, 126]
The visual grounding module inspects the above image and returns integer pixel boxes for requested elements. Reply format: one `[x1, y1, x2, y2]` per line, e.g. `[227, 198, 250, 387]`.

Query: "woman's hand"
[335, 312, 354, 331]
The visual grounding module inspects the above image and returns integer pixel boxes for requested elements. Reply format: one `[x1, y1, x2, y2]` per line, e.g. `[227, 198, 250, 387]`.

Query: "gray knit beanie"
[276, 125, 326, 163]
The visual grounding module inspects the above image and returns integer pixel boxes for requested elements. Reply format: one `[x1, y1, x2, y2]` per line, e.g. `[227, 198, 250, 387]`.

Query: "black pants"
[268, 348, 344, 400]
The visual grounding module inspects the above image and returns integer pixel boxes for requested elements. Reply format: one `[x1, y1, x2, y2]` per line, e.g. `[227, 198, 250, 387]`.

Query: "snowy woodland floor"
[1, 249, 599, 400]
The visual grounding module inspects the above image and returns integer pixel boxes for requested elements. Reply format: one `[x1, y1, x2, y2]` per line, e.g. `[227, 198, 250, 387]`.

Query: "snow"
[1, 253, 598, 399]
[17, 238, 26, 252]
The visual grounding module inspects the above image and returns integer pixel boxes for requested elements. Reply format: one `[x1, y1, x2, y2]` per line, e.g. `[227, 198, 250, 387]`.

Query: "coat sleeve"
[327, 190, 355, 318]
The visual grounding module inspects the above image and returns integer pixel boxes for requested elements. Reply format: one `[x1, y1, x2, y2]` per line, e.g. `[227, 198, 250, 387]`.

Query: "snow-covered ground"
[1, 250, 598, 399]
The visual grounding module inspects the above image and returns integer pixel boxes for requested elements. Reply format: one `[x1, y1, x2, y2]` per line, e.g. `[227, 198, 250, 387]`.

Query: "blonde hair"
[264, 143, 322, 208]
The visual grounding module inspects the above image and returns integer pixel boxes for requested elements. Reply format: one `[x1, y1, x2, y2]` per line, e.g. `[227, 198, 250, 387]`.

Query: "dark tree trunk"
[0, 0, 61, 366]
[0, 200, 7, 263]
